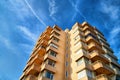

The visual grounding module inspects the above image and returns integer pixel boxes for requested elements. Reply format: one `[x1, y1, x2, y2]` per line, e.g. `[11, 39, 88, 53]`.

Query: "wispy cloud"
[68, 0, 86, 21]
[48, 0, 58, 21]
[100, 1, 119, 20]
[18, 26, 37, 42]
[24, 0, 47, 26]
[109, 26, 120, 45]
[0, 35, 14, 51]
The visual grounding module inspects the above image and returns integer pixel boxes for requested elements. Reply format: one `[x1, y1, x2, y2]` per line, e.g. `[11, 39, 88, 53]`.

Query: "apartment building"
[20, 22, 120, 80]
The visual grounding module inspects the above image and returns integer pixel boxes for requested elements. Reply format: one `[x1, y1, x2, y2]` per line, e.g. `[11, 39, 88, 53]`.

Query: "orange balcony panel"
[41, 63, 56, 73]
[26, 75, 37, 80]
[25, 63, 41, 75]
[29, 54, 43, 66]
[44, 53, 57, 62]
[92, 60, 114, 75]
[90, 51, 109, 64]
[95, 74, 111, 80]
[75, 52, 90, 61]
[37, 47, 46, 56]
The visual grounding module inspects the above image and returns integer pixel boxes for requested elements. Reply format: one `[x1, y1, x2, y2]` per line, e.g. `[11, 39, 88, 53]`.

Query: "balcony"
[76, 62, 92, 72]
[75, 51, 89, 61]
[114, 69, 120, 75]
[92, 60, 114, 75]
[88, 42, 104, 53]
[25, 63, 41, 75]
[41, 63, 56, 73]
[95, 74, 111, 80]
[28, 54, 43, 66]
[84, 30, 96, 36]
[26, 75, 37, 80]
[44, 53, 57, 62]
[50, 32, 60, 40]
[46, 45, 58, 53]
[38, 76, 50, 80]
[90, 50, 109, 64]
[86, 35, 100, 46]
[48, 38, 59, 46]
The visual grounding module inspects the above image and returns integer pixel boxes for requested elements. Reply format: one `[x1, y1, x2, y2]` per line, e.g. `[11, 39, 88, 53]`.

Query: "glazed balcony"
[75, 51, 89, 61]
[44, 53, 57, 62]
[76, 62, 92, 72]
[92, 60, 114, 75]
[46, 45, 58, 53]
[95, 74, 111, 80]
[41, 63, 56, 73]
[114, 68, 120, 75]
[90, 50, 109, 64]
[48, 38, 59, 46]
[25, 63, 41, 75]
[50, 32, 60, 40]
[51, 28, 61, 35]
[74, 36, 86, 43]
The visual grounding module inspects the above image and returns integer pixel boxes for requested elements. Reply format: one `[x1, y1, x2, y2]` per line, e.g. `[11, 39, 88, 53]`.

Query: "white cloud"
[18, 26, 37, 42]
[0, 35, 15, 51]
[48, 0, 58, 21]
[100, 1, 119, 20]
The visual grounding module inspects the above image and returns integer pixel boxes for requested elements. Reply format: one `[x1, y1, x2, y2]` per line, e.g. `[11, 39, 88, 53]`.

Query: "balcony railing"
[88, 42, 103, 52]
[28, 54, 43, 66]
[44, 53, 57, 62]
[41, 63, 56, 73]
[25, 63, 41, 75]
[75, 51, 90, 61]
[92, 60, 114, 75]
[95, 74, 111, 80]
[90, 50, 109, 63]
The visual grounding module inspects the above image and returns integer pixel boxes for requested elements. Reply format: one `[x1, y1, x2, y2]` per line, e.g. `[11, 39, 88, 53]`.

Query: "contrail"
[68, 0, 86, 21]
[24, 0, 47, 26]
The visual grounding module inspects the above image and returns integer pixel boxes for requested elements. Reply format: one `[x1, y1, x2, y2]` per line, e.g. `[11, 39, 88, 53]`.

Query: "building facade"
[20, 22, 120, 80]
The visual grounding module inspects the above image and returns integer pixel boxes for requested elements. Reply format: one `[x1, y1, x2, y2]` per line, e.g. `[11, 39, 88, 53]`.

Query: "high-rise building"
[20, 22, 120, 80]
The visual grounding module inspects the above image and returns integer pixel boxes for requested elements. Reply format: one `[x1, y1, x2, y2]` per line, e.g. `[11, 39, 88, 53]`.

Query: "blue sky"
[0, 0, 120, 80]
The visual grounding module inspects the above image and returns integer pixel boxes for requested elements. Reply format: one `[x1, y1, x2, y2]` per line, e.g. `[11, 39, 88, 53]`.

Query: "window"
[54, 32, 60, 36]
[87, 70, 92, 78]
[53, 37, 59, 42]
[66, 71, 68, 77]
[77, 58, 83, 66]
[47, 59, 55, 67]
[49, 50, 57, 57]
[78, 70, 86, 79]
[44, 70, 54, 80]
[50, 43, 58, 49]
[66, 61, 68, 66]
